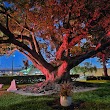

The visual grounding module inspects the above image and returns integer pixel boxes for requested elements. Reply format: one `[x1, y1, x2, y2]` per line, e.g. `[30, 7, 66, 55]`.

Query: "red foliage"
[0, 0, 110, 80]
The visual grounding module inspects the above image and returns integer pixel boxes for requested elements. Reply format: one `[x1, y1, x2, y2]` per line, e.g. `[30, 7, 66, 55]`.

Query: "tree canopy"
[0, 0, 110, 80]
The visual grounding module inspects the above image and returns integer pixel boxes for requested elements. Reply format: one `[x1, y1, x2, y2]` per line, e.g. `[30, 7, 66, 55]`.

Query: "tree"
[23, 60, 29, 69]
[70, 65, 81, 74]
[71, 62, 97, 76]
[97, 47, 110, 76]
[0, 0, 110, 84]
[81, 62, 97, 76]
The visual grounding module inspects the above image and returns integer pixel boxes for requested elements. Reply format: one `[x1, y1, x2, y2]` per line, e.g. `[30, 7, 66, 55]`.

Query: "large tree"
[0, 0, 110, 82]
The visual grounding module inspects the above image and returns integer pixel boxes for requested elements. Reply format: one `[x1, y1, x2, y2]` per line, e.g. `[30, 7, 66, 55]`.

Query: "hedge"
[87, 76, 110, 80]
[0, 74, 80, 84]
[0, 75, 45, 84]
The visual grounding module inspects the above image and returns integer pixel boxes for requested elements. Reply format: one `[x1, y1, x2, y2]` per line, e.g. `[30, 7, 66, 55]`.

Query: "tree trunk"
[22, 61, 73, 93]
[103, 61, 108, 76]
[56, 71, 72, 83]
[102, 54, 108, 76]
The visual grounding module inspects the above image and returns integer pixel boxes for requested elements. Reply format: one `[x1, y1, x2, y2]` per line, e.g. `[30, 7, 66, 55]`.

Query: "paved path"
[12, 87, 98, 96]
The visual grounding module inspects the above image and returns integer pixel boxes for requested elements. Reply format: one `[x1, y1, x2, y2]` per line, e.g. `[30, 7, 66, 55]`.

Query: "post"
[12, 55, 15, 75]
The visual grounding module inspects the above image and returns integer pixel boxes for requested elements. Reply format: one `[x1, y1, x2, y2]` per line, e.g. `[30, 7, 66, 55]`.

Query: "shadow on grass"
[0, 99, 53, 110]
[0, 98, 110, 110]
[0, 97, 85, 110]
[49, 100, 110, 110]
[47, 98, 85, 110]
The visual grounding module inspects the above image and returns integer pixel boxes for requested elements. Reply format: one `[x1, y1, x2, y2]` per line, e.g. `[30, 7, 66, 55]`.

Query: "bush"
[87, 76, 110, 80]
[87, 76, 97, 80]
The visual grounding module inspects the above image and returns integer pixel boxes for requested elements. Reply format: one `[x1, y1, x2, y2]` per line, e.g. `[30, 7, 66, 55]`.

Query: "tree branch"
[68, 34, 86, 48]
[0, 39, 10, 44]
[68, 40, 110, 70]
[0, 10, 32, 33]
[19, 48, 53, 75]
[31, 31, 41, 54]
[0, 23, 13, 39]
[16, 35, 32, 41]
[0, 23, 55, 72]
[6, 14, 9, 29]
[6, 48, 17, 56]
[56, 34, 69, 60]
[16, 35, 35, 50]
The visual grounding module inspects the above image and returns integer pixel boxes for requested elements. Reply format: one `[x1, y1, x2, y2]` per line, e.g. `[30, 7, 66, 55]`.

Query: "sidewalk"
[12, 87, 98, 96]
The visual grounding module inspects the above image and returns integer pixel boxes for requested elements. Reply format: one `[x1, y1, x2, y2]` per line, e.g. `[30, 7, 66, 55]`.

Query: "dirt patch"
[0, 90, 8, 96]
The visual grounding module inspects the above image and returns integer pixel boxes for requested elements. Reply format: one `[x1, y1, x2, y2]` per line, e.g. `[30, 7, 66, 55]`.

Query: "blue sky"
[0, 51, 31, 69]
[0, 51, 110, 69]
[81, 57, 110, 68]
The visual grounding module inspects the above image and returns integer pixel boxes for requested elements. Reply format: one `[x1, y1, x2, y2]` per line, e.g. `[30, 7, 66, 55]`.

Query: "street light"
[12, 55, 15, 75]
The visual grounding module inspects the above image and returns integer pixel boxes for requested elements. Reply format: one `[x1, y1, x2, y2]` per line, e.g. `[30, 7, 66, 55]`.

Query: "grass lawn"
[79, 80, 110, 83]
[0, 82, 110, 110]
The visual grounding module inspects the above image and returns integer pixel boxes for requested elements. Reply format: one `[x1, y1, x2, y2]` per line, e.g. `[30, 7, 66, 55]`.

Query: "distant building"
[0, 68, 21, 76]
[0, 65, 43, 76]
[19, 65, 43, 75]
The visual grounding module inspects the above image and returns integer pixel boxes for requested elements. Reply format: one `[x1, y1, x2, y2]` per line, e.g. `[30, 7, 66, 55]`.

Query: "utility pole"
[12, 55, 15, 75]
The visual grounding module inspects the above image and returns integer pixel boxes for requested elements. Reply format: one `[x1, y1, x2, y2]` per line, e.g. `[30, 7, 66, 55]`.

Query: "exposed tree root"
[22, 80, 61, 94]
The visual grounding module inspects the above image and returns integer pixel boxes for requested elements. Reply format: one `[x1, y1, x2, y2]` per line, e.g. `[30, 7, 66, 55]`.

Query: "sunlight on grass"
[79, 80, 110, 83]
[2, 84, 33, 90]
[72, 83, 110, 110]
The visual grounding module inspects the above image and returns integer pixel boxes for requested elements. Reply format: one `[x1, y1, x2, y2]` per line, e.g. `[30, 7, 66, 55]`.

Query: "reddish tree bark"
[102, 54, 108, 76]
[0, 0, 110, 83]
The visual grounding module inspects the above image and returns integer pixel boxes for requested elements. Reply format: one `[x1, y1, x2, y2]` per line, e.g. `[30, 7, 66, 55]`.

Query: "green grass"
[0, 93, 55, 110]
[1, 84, 32, 90]
[80, 80, 110, 83]
[0, 82, 110, 110]
[73, 87, 110, 110]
